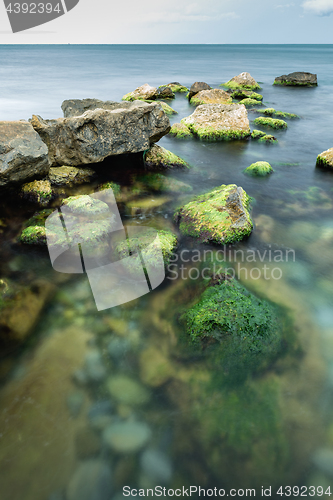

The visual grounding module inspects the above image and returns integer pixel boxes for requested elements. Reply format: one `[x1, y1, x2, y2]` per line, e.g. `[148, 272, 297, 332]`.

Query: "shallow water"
[1, 45, 333, 499]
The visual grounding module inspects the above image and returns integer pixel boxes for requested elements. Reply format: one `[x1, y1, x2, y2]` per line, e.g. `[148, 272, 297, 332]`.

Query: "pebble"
[103, 420, 152, 453]
[107, 337, 131, 360]
[66, 459, 112, 500]
[85, 349, 107, 382]
[75, 427, 101, 459]
[66, 391, 85, 418]
[106, 375, 150, 406]
[140, 448, 173, 483]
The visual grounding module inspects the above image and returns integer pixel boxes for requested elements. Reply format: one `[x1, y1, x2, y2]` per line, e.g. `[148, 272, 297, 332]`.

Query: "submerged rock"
[0, 120, 49, 188]
[139, 346, 173, 387]
[174, 184, 253, 244]
[144, 144, 189, 170]
[239, 98, 260, 108]
[66, 460, 112, 500]
[182, 277, 284, 373]
[257, 108, 299, 119]
[190, 89, 232, 106]
[274, 71, 317, 86]
[49, 166, 96, 186]
[316, 147, 333, 169]
[251, 130, 278, 143]
[181, 103, 250, 141]
[221, 72, 261, 90]
[244, 161, 274, 176]
[188, 81, 211, 100]
[106, 375, 151, 406]
[20, 179, 53, 207]
[103, 420, 152, 453]
[134, 173, 192, 194]
[122, 83, 158, 101]
[159, 82, 188, 93]
[31, 102, 170, 167]
[140, 448, 173, 483]
[168, 123, 193, 139]
[254, 117, 288, 129]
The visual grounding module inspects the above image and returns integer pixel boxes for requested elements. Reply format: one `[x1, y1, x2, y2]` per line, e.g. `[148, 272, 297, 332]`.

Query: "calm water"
[1, 45, 333, 499]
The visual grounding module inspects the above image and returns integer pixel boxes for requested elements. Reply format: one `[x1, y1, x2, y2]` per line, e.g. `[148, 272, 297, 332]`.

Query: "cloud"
[138, 8, 238, 24]
[302, 0, 333, 15]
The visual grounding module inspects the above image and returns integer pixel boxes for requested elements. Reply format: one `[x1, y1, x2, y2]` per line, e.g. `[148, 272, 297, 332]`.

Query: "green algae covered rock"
[134, 173, 193, 194]
[254, 117, 288, 130]
[182, 277, 284, 375]
[20, 225, 47, 245]
[62, 195, 110, 215]
[190, 89, 232, 106]
[273, 72, 317, 87]
[239, 98, 260, 108]
[181, 103, 250, 142]
[145, 100, 177, 115]
[316, 147, 333, 169]
[174, 184, 253, 244]
[49, 166, 96, 186]
[231, 90, 263, 101]
[159, 83, 188, 93]
[122, 83, 158, 101]
[251, 129, 277, 144]
[251, 129, 266, 139]
[257, 108, 299, 119]
[244, 161, 274, 176]
[168, 123, 193, 139]
[144, 144, 190, 170]
[221, 72, 261, 90]
[20, 180, 53, 207]
[97, 181, 121, 197]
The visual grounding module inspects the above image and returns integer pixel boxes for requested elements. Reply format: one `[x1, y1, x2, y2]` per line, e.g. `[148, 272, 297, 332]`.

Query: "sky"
[0, 0, 333, 44]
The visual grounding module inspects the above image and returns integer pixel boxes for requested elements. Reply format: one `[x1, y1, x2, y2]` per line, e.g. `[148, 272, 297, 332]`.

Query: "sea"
[1, 44, 333, 500]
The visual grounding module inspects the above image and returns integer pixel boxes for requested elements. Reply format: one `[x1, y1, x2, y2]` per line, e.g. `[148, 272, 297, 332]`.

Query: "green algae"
[98, 182, 121, 197]
[258, 135, 278, 144]
[21, 180, 53, 207]
[144, 144, 190, 169]
[174, 184, 253, 244]
[182, 121, 250, 142]
[62, 195, 110, 215]
[231, 90, 263, 101]
[258, 108, 299, 119]
[168, 123, 193, 139]
[19, 226, 47, 245]
[221, 81, 261, 91]
[159, 84, 188, 93]
[254, 117, 288, 130]
[239, 98, 260, 108]
[145, 100, 177, 115]
[251, 129, 266, 139]
[244, 161, 274, 176]
[134, 173, 193, 194]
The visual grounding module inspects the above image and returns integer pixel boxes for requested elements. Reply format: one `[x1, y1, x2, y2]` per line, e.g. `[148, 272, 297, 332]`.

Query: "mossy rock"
[231, 90, 263, 101]
[145, 100, 177, 115]
[239, 98, 260, 108]
[254, 117, 288, 130]
[62, 195, 110, 216]
[168, 123, 193, 139]
[181, 278, 284, 376]
[221, 72, 261, 91]
[144, 144, 190, 170]
[174, 184, 253, 244]
[49, 166, 96, 186]
[258, 134, 278, 144]
[159, 83, 188, 93]
[20, 180, 53, 207]
[19, 226, 47, 245]
[257, 108, 299, 119]
[190, 89, 232, 106]
[244, 161, 274, 176]
[97, 181, 121, 197]
[251, 129, 266, 139]
[134, 173, 193, 194]
[316, 148, 333, 169]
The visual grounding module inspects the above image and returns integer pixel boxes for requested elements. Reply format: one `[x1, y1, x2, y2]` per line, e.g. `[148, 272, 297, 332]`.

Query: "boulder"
[157, 87, 175, 99]
[222, 72, 260, 90]
[231, 90, 263, 101]
[0, 121, 49, 188]
[62, 98, 119, 118]
[20, 179, 53, 206]
[274, 72, 317, 86]
[190, 88, 232, 106]
[244, 161, 274, 176]
[316, 147, 333, 168]
[159, 82, 188, 93]
[153, 101, 177, 116]
[181, 103, 250, 141]
[122, 83, 158, 101]
[188, 81, 211, 100]
[239, 98, 260, 108]
[174, 184, 253, 244]
[144, 144, 189, 170]
[49, 166, 96, 185]
[31, 102, 170, 167]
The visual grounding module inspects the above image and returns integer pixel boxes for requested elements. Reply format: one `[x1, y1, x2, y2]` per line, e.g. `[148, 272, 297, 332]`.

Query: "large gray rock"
[31, 101, 170, 167]
[62, 98, 136, 118]
[274, 71, 317, 86]
[188, 81, 211, 100]
[0, 121, 49, 188]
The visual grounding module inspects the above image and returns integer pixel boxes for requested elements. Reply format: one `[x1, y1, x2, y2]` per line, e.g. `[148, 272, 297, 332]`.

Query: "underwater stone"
[106, 375, 151, 405]
[20, 179, 53, 207]
[140, 448, 173, 483]
[254, 117, 288, 130]
[84, 349, 107, 383]
[66, 459, 112, 500]
[103, 420, 152, 453]
[174, 184, 253, 244]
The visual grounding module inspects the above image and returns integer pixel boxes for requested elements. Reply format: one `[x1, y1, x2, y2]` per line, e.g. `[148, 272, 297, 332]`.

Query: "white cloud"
[140, 10, 238, 24]
[302, 0, 333, 15]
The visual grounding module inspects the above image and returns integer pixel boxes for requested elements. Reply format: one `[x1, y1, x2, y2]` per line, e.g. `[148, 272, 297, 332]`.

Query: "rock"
[122, 83, 158, 101]
[75, 427, 101, 459]
[139, 346, 173, 387]
[190, 89, 232, 106]
[106, 375, 150, 406]
[159, 82, 188, 93]
[168, 123, 193, 139]
[88, 400, 113, 421]
[157, 87, 174, 99]
[140, 448, 172, 483]
[49, 166, 96, 185]
[20, 179, 53, 206]
[181, 103, 250, 141]
[153, 101, 177, 116]
[231, 90, 263, 101]
[0, 120, 49, 188]
[188, 81, 211, 100]
[174, 184, 253, 244]
[182, 277, 285, 378]
[274, 71, 317, 86]
[134, 173, 193, 194]
[254, 117, 288, 129]
[66, 460, 112, 500]
[144, 144, 189, 170]
[222, 72, 261, 90]
[257, 108, 299, 119]
[62, 98, 119, 117]
[31, 102, 170, 167]
[244, 161, 274, 176]
[239, 98, 260, 108]
[107, 337, 131, 360]
[316, 147, 333, 168]
[20, 225, 47, 245]
[127, 196, 172, 216]
[0, 279, 54, 343]
[102, 420, 152, 453]
[251, 129, 279, 144]
[312, 448, 333, 478]
[66, 391, 85, 417]
[84, 349, 107, 383]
